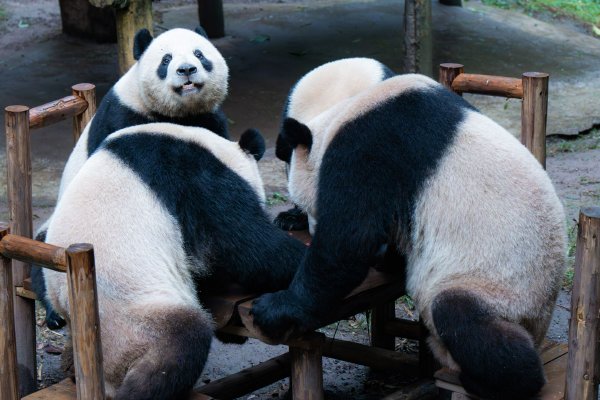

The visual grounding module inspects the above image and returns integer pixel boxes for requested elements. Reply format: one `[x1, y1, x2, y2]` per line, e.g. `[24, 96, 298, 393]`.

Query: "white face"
[137, 28, 229, 117]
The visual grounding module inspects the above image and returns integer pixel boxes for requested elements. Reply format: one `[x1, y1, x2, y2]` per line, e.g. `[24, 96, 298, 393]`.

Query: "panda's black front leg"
[273, 205, 309, 231]
[31, 265, 66, 330]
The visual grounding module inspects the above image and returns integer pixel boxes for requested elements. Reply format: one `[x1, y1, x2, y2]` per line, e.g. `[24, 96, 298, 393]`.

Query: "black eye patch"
[157, 54, 172, 80]
[193, 49, 213, 72]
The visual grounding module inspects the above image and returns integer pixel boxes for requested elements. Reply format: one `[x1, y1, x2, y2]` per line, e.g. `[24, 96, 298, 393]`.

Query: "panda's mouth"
[175, 82, 204, 96]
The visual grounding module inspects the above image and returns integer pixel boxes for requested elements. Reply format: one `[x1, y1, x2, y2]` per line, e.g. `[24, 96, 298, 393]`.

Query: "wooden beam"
[565, 207, 600, 400]
[521, 72, 549, 168]
[66, 244, 105, 400]
[0, 234, 67, 272]
[451, 73, 523, 99]
[71, 83, 96, 143]
[28, 96, 88, 130]
[290, 333, 324, 400]
[115, 0, 153, 75]
[4, 105, 36, 396]
[384, 317, 421, 340]
[197, 353, 290, 398]
[0, 225, 19, 400]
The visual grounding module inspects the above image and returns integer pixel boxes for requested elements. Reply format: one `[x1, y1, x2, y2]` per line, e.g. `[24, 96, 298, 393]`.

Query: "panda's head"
[133, 27, 229, 117]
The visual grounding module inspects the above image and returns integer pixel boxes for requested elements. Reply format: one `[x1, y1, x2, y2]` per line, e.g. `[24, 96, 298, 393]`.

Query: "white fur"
[287, 57, 391, 124]
[44, 123, 264, 395]
[286, 74, 566, 368]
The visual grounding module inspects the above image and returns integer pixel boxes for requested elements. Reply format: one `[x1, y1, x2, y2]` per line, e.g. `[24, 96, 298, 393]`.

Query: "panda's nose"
[176, 64, 198, 76]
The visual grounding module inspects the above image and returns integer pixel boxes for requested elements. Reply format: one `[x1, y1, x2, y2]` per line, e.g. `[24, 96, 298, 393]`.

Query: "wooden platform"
[434, 341, 569, 400]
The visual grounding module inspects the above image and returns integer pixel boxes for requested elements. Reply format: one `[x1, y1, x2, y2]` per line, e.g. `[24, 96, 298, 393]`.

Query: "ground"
[0, 0, 599, 398]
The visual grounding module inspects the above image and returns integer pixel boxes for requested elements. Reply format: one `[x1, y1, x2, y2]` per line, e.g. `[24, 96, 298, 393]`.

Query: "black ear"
[239, 129, 265, 161]
[275, 133, 293, 163]
[281, 118, 312, 152]
[133, 29, 153, 60]
[194, 26, 209, 38]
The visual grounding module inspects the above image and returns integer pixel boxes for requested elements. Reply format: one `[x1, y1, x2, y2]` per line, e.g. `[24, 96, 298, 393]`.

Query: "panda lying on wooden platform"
[44, 123, 305, 400]
[252, 72, 566, 400]
[33, 26, 233, 330]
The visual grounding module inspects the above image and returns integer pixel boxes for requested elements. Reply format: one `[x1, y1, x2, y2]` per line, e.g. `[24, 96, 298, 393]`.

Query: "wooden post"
[565, 207, 600, 400]
[403, 0, 433, 76]
[197, 0, 225, 38]
[66, 244, 105, 400]
[521, 72, 549, 168]
[4, 105, 36, 396]
[115, 0, 153, 75]
[0, 225, 19, 400]
[439, 63, 464, 95]
[72, 83, 97, 143]
[290, 333, 324, 400]
[371, 302, 396, 351]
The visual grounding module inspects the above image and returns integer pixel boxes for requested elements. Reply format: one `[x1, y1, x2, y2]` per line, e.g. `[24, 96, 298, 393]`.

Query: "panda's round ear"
[194, 26, 209, 38]
[133, 29, 153, 60]
[239, 129, 265, 161]
[275, 133, 293, 164]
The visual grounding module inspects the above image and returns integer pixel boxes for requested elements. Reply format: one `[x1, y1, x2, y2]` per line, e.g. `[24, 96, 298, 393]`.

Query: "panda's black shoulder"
[164, 108, 229, 139]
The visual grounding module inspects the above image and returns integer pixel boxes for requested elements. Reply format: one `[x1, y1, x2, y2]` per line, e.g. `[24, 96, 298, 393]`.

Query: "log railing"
[0, 224, 105, 400]
[4, 83, 95, 396]
[439, 63, 549, 168]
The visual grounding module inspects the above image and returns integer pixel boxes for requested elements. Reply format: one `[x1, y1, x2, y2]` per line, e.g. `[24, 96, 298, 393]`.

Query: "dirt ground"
[0, 0, 599, 398]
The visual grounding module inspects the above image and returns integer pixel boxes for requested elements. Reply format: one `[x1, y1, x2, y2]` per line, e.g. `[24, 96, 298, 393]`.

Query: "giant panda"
[251, 74, 566, 399]
[34, 26, 231, 329]
[44, 122, 306, 400]
[274, 57, 395, 231]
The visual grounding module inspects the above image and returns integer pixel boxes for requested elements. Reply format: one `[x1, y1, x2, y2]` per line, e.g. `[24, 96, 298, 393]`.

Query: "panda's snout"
[176, 64, 198, 76]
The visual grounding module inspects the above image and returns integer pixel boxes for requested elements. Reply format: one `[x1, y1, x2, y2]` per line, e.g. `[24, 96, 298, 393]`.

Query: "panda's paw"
[46, 310, 67, 330]
[251, 290, 314, 343]
[273, 207, 309, 231]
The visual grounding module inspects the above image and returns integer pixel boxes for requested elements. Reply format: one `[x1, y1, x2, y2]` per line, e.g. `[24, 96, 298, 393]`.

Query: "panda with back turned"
[274, 57, 395, 231]
[33, 26, 232, 329]
[252, 73, 566, 400]
[44, 123, 305, 400]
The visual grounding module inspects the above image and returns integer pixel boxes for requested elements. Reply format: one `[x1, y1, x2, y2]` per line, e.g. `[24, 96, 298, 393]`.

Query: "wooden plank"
[16, 286, 37, 300]
[197, 353, 290, 399]
[566, 207, 600, 400]
[540, 353, 567, 400]
[28, 96, 88, 130]
[5, 104, 37, 396]
[0, 225, 19, 400]
[451, 73, 523, 99]
[438, 63, 464, 95]
[384, 318, 421, 340]
[23, 277, 32, 291]
[71, 83, 96, 143]
[22, 379, 76, 400]
[0, 234, 67, 272]
[322, 337, 418, 373]
[521, 72, 549, 168]
[66, 244, 105, 399]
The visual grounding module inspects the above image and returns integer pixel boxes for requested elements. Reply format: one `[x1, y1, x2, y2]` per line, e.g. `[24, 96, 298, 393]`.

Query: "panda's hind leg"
[115, 305, 213, 400]
[431, 289, 544, 400]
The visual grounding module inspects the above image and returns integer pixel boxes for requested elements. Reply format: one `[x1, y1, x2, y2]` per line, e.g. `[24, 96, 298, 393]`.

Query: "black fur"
[194, 26, 209, 38]
[281, 117, 313, 151]
[86, 89, 229, 157]
[104, 132, 305, 293]
[238, 128, 265, 161]
[31, 230, 66, 330]
[273, 205, 309, 231]
[133, 29, 153, 60]
[157, 54, 171, 80]
[252, 86, 474, 340]
[193, 50, 214, 73]
[431, 289, 545, 399]
[115, 308, 213, 400]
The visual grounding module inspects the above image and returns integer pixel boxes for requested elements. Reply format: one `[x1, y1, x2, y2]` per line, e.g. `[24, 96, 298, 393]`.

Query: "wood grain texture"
[66, 244, 105, 400]
[290, 333, 324, 400]
[0, 225, 19, 400]
[197, 353, 290, 398]
[451, 73, 523, 99]
[0, 234, 67, 272]
[28, 96, 88, 130]
[403, 0, 433, 75]
[438, 63, 464, 95]
[71, 83, 96, 143]
[521, 72, 549, 168]
[115, 0, 153, 75]
[5, 105, 37, 396]
[565, 207, 600, 400]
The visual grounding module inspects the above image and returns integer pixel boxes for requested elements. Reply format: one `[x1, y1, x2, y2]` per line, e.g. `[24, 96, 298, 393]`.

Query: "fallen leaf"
[43, 344, 63, 355]
[593, 25, 600, 37]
